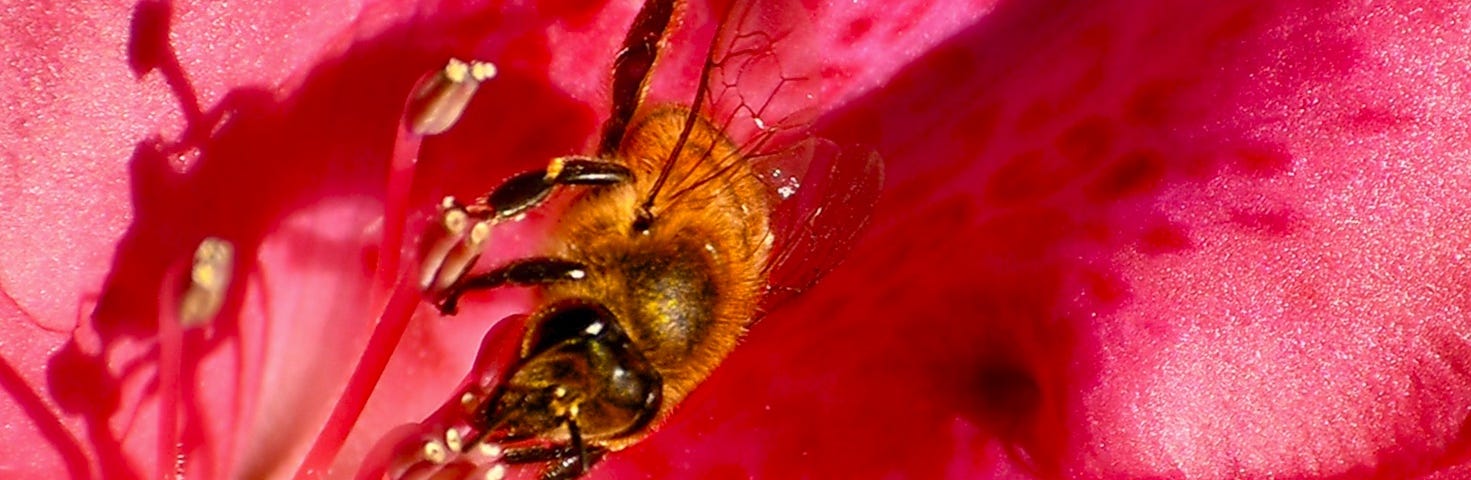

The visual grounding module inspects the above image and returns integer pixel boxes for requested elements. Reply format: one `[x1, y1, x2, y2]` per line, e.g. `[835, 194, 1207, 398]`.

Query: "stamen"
[408, 59, 498, 135]
[432, 221, 491, 292]
[445, 428, 464, 453]
[179, 237, 233, 327]
[460, 392, 478, 412]
[418, 203, 470, 291]
[476, 442, 502, 458]
[421, 439, 448, 464]
[483, 464, 507, 480]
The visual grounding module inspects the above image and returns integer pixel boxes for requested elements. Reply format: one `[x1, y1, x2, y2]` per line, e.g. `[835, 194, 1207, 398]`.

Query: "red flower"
[4, 0, 1470, 479]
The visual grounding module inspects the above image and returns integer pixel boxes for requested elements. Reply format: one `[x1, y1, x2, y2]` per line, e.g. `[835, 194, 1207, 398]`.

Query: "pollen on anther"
[430, 219, 493, 291]
[477, 442, 502, 458]
[422, 439, 448, 464]
[445, 428, 464, 453]
[467, 221, 492, 246]
[408, 58, 498, 135]
[469, 61, 498, 82]
[421, 207, 474, 291]
[460, 392, 478, 411]
[180, 237, 234, 327]
[443, 208, 469, 234]
[485, 464, 507, 480]
[443, 58, 470, 83]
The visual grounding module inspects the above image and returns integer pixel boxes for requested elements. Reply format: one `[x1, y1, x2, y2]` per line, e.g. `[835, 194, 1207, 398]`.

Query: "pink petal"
[8, 0, 1471, 478]
[612, 0, 1471, 478]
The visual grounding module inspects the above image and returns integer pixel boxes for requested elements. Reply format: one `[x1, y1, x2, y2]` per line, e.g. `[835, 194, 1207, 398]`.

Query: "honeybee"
[416, 0, 881, 478]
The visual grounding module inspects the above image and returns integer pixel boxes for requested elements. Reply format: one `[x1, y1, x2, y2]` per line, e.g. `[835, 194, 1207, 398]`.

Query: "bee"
[417, 0, 881, 478]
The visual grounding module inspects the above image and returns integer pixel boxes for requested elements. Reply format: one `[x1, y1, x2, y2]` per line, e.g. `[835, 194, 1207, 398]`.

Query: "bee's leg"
[423, 157, 627, 293]
[499, 442, 607, 480]
[436, 258, 588, 315]
[540, 445, 606, 480]
[463, 156, 632, 221]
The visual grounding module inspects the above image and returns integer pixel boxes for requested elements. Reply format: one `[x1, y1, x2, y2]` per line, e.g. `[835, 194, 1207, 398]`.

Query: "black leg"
[424, 157, 627, 295]
[540, 446, 605, 480]
[499, 443, 606, 480]
[501, 444, 576, 464]
[436, 257, 589, 315]
[468, 156, 633, 220]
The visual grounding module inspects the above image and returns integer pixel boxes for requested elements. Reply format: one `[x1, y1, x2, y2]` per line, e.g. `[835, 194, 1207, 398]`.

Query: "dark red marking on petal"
[537, 0, 611, 29]
[1086, 149, 1166, 200]
[843, 17, 873, 44]
[1055, 115, 1114, 167]
[1227, 144, 1294, 177]
[985, 150, 1062, 205]
[1124, 78, 1198, 128]
[949, 102, 1002, 164]
[1138, 223, 1194, 255]
[1203, 4, 1264, 48]
[1227, 208, 1300, 237]
[1014, 99, 1056, 134]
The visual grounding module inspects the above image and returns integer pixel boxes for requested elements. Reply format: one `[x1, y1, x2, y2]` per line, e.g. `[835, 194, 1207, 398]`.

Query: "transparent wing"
[755, 138, 883, 313]
[641, 0, 884, 314]
[638, 0, 820, 209]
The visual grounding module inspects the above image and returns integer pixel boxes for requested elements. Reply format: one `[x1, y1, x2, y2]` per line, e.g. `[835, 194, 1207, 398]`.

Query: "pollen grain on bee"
[179, 236, 233, 327]
[545, 157, 567, 181]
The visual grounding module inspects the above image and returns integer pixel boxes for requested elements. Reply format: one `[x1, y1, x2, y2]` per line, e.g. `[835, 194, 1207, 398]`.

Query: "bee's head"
[479, 300, 662, 443]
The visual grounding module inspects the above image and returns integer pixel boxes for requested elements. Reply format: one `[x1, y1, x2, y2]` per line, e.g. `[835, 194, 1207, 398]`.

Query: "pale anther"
[180, 237, 234, 327]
